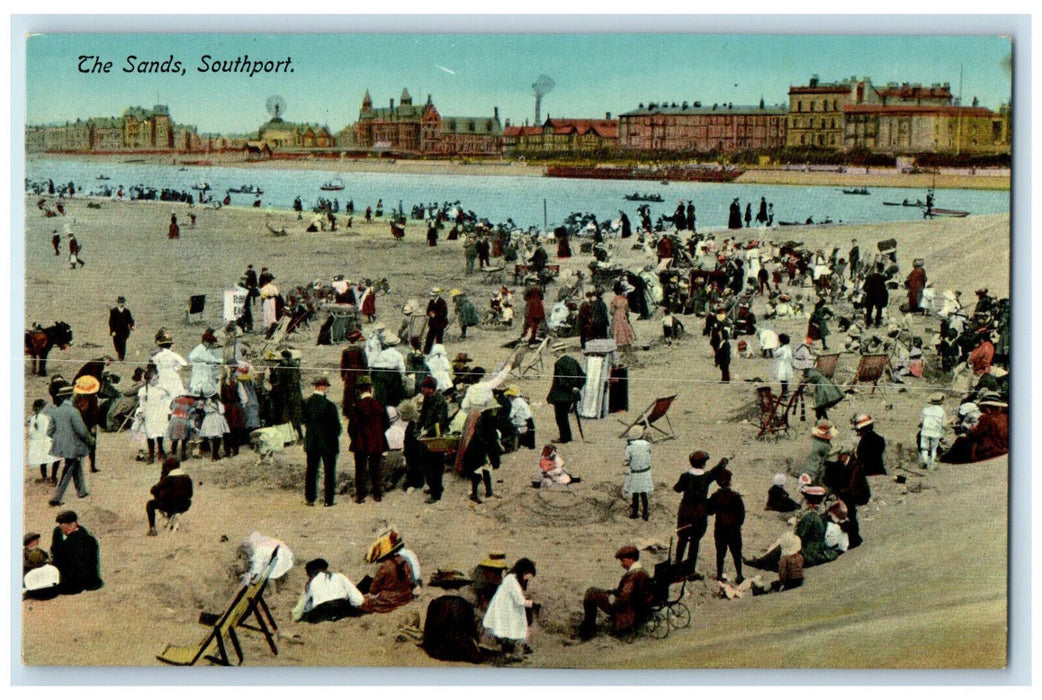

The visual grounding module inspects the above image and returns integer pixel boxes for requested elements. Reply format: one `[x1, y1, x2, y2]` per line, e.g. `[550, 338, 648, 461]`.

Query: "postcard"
[16, 21, 1017, 677]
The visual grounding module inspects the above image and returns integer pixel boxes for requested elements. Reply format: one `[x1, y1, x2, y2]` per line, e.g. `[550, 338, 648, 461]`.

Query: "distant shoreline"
[30, 153, 1010, 191]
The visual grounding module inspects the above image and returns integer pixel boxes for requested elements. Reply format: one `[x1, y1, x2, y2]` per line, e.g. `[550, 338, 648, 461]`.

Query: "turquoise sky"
[25, 30, 1013, 134]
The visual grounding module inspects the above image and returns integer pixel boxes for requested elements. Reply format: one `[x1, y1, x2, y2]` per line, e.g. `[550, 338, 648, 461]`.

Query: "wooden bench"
[513, 264, 561, 285]
[481, 265, 505, 284]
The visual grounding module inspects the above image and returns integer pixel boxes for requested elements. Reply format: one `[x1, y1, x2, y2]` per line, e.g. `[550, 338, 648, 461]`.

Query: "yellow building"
[787, 76, 880, 149]
[845, 104, 1006, 155]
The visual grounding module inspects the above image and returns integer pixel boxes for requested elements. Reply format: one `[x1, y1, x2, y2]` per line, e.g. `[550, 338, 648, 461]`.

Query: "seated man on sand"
[146, 457, 193, 536]
[578, 545, 653, 641]
[292, 558, 366, 623]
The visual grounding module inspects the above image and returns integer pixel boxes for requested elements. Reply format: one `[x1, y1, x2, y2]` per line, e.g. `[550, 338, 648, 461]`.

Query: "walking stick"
[572, 400, 587, 442]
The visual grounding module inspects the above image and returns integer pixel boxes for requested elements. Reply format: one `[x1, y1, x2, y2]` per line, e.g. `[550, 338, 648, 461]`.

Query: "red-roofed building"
[618, 102, 786, 153]
[505, 116, 618, 154]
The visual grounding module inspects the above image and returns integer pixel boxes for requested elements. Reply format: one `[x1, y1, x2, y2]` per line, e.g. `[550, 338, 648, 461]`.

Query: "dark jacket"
[348, 394, 390, 454]
[547, 356, 586, 405]
[302, 392, 342, 455]
[765, 485, 800, 512]
[108, 306, 134, 339]
[707, 487, 745, 531]
[856, 429, 887, 476]
[150, 470, 193, 514]
[418, 391, 450, 437]
[50, 525, 103, 594]
[611, 566, 653, 630]
[674, 459, 729, 509]
[462, 409, 502, 474]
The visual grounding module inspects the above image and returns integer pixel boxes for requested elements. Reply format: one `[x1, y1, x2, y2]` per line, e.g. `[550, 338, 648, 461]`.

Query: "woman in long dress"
[137, 369, 172, 463]
[482, 558, 537, 655]
[610, 282, 637, 352]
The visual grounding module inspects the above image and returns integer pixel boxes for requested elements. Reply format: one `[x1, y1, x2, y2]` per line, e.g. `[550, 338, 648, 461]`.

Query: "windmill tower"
[532, 74, 555, 125]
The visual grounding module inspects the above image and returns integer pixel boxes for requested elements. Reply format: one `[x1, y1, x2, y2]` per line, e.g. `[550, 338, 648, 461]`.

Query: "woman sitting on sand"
[537, 444, 574, 488]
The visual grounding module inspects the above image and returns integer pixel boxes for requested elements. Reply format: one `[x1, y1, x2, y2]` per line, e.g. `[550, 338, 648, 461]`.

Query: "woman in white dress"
[152, 329, 187, 399]
[482, 558, 537, 655]
[137, 369, 173, 464]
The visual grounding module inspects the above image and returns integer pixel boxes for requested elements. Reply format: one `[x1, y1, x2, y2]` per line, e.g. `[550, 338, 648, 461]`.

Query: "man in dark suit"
[108, 296, 134, 362]
[347, 377, 390, 503]
[302, 376, 342, 507]
[546, 355, 586, 444]
[50, 510, 103, 595]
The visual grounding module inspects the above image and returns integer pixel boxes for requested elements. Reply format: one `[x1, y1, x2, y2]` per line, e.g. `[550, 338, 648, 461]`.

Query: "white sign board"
[223, 286, 249, 324]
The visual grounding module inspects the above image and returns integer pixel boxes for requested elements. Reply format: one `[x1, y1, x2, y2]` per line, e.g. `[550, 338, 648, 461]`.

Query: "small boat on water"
[882, 200, 927, 207]
[623, 192, 664, 202]
[190, 181, 212, 192]
[842, 187, 869, 195]
[660, 180, 670, 185]
[97, 175, 110, 181]
[779, 217, 835, 227]
[926, 207, 970, 218]
[227, 184, 264, 194]
[320, 178, 345, 191]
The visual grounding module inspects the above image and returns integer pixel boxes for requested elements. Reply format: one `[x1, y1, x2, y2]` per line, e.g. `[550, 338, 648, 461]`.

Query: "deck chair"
[815, 353, 840, 379]
[157, 547, 281, 666]
[186, 295, 206, 324]
[512, 336, 552, 379]
[259, 317, 291, 359]
[755, 386, 792, 439]
[617, 395, 678, 442]
[850, 353, 893, 394]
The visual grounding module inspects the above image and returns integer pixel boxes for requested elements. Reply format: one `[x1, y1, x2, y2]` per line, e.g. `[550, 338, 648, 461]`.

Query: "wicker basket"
[420, 435, 461, 453]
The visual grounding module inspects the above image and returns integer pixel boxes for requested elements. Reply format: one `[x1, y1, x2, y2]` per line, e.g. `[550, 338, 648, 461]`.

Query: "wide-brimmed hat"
[853, 414, 874, 430]
[430, 287, 444, 296]
[382, 332, 400, 346]
[801, 485, 827, 502]
[450, 288, 463, 297]
[780, 532, 802, 557]
[347, 330, 364, 342]
[479, 552, 509, 569]
[372, 322, 387, 332]
[73, 375, 100, 395]
[812, 421, 836, 440]
[929, 392, 946, 404]
[155, 328, 173, 345]
[364, 529, 404, 564]
[978, 391, 1008, 408]
[772, 473, 787, 487]
[313, 376, 331, 388]
[402, 300, 418, 315]
[503, 385, 521, 398]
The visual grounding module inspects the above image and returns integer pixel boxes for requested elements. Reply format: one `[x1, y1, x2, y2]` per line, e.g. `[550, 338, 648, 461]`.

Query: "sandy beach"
[21, 193, 1009, 670]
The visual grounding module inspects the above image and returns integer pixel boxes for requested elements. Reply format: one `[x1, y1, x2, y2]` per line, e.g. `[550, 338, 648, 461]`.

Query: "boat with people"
[97, 174, 111, 181]
[842, 187, 870, 195]
[883, 199, 927, 207]
[227, 184, 264, 194]
[320, 177, 345, 192]
[925, 207, 970, 218]
[190, 180, 212, 192]
[778, 217, 836, 227]
[623, 192, 664, 202]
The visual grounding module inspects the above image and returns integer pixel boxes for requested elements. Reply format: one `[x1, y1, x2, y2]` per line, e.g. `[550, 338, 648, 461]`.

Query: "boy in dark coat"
[673, 452, 730, 578]
[706, 468, 745, 584]
[146, 457, 193, 536]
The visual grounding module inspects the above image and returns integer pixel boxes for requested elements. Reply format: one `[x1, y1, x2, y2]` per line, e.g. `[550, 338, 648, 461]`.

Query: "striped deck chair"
[617, 395, 678, 442]
[157, 547, 280, 666]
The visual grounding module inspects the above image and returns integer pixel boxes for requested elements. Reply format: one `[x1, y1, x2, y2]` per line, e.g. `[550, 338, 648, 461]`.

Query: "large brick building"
[786, 76, 882, 149]
[844, 103, 1007, 155]
[618, 101, 787, 154]
[354, 89, 502, 156]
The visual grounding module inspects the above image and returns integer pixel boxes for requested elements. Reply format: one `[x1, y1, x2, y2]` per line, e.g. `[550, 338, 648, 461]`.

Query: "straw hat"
[450, 289, 463, 297]
[479, 552, 509, 569]
[811, 421, 837, 440]
[503, 385, 521, 398]
[801, 485, 827, 502]
[382, 332, 401, 346]
[853, 414, 873, 431]
[929, 392, 946, 404]
[364, 529, 404, 564]
[402, 299, 418, 315]
[430, 287, 444, 296]
[72, 375, 100, 395]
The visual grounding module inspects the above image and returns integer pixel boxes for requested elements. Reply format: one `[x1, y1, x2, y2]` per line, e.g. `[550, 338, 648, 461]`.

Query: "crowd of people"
[23, 181, 1011, 664]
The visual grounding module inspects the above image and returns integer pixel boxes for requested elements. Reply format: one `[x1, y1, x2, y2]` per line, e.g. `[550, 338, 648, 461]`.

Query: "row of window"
[795, 99, 841, 113]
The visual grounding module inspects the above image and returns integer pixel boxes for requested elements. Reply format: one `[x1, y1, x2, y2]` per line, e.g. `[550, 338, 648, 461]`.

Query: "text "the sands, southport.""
[77, 55, 294, 77]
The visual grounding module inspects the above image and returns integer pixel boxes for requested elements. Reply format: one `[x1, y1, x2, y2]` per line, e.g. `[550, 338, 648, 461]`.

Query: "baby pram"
[616, 538, 692, 642]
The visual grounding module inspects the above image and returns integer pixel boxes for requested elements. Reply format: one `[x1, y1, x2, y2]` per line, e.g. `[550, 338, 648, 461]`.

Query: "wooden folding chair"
[755, 386, 792, 440]
[157, 547, 281, 666]
[815, 353, 840, 379]
[850, 353, 894, 394]
[617, 395, 678, 442]
[509, 336, 551, 379]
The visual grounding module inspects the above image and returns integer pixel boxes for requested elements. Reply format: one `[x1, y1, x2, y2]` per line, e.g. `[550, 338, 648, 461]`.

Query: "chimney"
[809, 74, 819, 87]
[606, 112, 611, 120]
[390, 98, 395, 111]
[494, 106, 499, 121]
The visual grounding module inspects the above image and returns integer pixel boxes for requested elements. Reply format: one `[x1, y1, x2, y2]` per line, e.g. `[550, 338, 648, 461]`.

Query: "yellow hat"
[503, 385, 521, 397]
[450, 288, 463, 297]
[479, 552, 508, 569]
[364, 529, 404, 563]
[73, 375, 100, 395]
